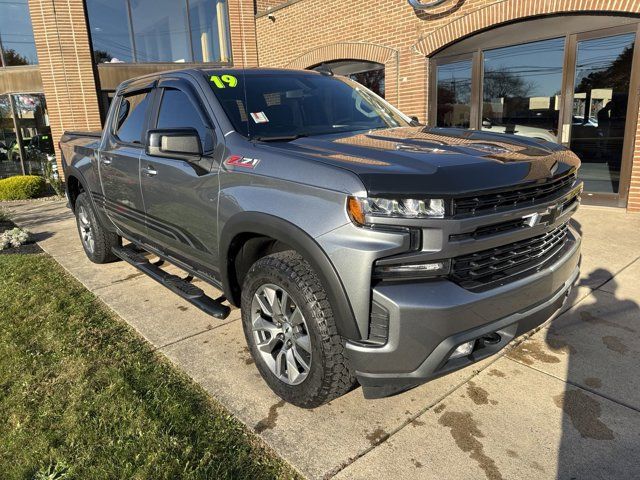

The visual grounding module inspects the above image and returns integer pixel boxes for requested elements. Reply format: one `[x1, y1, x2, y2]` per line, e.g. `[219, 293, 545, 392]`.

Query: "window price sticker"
[250, 112, 269, 123]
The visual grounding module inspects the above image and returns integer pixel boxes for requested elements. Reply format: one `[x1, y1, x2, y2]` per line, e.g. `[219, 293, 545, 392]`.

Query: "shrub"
[0, 227, 30, 250]
[0, 175, 46, 200]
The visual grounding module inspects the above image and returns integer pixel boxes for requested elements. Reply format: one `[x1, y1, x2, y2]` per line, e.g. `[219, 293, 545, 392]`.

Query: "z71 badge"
[224, 155, 260, 169]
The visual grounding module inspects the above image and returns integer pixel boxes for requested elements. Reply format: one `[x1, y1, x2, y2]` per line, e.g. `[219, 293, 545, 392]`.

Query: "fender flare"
[64, 166, 112, 230]
[219, 212, 362, 340]
[64, 165, 92, 210]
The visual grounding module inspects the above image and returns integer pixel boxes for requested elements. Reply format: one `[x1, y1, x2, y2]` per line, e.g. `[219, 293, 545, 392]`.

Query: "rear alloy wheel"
[74, 192, 120, 264]
[77, 204, 95, 254]
[241, 251, 356, 408]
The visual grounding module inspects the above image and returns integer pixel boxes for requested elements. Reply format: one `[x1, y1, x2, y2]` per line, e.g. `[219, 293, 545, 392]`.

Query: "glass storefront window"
[570, 33, 636, 194]
[85, 0, 134, 63]
[13, 94, 52, 175]
[189, 0, 231, 63]
[0, 0, 38, 66]
[86, 0, 232, 64]
[0, 95, 22, 177]
[130, 0, 191, 63]
[436, 60, 472, 128]
[432, 16, 640, 205]
[0, 93, 52, 178]
[482, 38, 565, 143]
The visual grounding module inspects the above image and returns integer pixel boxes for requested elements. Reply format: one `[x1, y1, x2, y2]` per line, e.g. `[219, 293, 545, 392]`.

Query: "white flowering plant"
[0, 227, 31, 250]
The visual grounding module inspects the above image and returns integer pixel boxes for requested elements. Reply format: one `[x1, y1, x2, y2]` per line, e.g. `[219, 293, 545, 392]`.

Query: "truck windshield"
[205, 70, 412, 140]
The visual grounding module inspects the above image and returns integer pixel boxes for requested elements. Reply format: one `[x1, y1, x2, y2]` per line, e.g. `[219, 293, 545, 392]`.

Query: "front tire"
[74, 192, 120, 263]
[241, 251, 356, 408]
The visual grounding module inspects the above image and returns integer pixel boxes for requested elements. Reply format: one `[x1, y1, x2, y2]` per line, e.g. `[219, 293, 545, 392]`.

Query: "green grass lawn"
[0, 253, 300, 480]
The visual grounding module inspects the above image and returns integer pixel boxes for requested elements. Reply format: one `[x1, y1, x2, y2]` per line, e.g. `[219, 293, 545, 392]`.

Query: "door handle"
[101, 157, 112, 165]
[141, 165, 157, 177]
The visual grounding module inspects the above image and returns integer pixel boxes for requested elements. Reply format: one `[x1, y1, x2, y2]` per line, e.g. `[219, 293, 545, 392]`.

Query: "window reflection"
[571, 33, 635, 194]
[86, 0, 231, 64]
[436, 60, 472, 128]
[0, 95, 22, 177]
[311, 60, 385, 97]
[0, 0, 38, 66]
[85, 0, 134, 63]
[131, 0, 191, 62]
[0, 94, 52, 178]
[482, 38, 564, 143]
[189, 0, 231, 63]
[13, 94, 52, 175]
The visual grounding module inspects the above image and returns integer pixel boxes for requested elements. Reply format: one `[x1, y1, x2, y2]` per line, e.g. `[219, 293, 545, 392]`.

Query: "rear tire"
[241, 251, 356, 408]
[74, 192, 120, 264]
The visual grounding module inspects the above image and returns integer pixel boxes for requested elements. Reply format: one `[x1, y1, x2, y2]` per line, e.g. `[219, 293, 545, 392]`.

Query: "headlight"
[347, 196, 444, 225]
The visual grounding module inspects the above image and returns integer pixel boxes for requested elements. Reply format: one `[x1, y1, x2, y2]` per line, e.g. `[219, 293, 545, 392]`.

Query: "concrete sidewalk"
[5, 199, 640, 480]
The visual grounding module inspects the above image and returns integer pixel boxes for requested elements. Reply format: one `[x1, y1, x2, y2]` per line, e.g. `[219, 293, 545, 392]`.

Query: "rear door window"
[114, 90, 152, 144]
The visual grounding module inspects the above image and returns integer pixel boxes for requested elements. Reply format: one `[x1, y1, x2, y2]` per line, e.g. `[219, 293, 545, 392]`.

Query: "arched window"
[310, 60, 385, 98]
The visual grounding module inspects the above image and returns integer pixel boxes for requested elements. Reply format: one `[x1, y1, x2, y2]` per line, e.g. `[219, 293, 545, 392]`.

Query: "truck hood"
[259, 127, 580, 197]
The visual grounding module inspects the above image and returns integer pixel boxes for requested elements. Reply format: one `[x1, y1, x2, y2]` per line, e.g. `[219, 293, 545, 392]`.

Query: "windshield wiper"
[252, 133, 308, 142]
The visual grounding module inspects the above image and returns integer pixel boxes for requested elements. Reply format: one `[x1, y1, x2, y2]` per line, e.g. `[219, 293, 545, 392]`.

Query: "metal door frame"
[560, 23, 640, 207]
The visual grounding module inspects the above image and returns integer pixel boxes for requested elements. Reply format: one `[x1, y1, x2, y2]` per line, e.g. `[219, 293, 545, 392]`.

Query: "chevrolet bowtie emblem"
[523, 212, 541, 227]
[523, 204, 564, 227]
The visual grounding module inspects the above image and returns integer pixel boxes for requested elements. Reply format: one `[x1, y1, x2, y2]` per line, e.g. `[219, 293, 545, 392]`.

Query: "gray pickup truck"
[60, 67, 582, 407]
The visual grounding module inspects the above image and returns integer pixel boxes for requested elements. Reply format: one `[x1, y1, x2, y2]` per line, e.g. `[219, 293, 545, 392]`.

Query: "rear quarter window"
[114, 90, 152, 144]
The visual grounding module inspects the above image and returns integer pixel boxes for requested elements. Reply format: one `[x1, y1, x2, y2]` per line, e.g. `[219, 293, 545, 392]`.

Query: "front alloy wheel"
[252, 284, 312, 385]
[241, 251, 356, 408]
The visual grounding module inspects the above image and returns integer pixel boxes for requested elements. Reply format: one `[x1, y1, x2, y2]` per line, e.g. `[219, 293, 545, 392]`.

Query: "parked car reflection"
[480, 118, 558, 143]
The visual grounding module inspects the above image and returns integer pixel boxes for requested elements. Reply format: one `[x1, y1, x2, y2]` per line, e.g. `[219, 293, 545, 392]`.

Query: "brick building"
[1, 0, 639, 210]
[255, 0, 640, 211]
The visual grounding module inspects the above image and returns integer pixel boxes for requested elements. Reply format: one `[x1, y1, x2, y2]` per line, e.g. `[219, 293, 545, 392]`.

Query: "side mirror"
[410, 115, 422, 126]
[146, 128, 202, 161]
[482, 119, 492, 128]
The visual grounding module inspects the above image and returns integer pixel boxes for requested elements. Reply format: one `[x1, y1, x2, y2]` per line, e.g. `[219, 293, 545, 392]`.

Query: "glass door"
[566, 27, 639, 205]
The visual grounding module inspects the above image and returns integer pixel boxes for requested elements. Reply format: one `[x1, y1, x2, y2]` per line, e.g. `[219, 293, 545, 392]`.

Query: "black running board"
[112, 245, 231, 319]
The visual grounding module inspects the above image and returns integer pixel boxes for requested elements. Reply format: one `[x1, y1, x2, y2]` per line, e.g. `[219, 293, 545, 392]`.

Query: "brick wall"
[28, 0, 102, 180]
[255, 0, 288, 14]
[228, 0, 259, 67]
[255, 0, 640, 211]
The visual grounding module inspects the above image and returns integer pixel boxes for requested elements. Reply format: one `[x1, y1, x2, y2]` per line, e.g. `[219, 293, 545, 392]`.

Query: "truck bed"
[61, 131, 102, 140]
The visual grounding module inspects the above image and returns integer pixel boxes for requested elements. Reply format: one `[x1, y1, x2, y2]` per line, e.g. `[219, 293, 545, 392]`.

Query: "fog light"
[450, 340, 475, 359]
[373, 259, 451, 279]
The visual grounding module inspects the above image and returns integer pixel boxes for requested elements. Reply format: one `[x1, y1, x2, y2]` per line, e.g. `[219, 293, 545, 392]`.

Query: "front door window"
[570, 33, 636, 195]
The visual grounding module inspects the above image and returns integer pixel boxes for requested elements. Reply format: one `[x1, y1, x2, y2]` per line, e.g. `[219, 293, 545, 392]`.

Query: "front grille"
[450, 223, 569, 290]
[453, 172, 576, 216]
[450, 218, 527, 241]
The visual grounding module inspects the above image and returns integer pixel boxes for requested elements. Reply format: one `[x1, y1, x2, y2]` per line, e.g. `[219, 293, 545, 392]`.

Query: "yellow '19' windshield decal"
[210, 74, 238, 88]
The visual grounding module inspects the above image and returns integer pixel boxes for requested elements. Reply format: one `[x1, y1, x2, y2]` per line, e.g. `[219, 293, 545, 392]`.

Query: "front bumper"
[346, 226, 581, 399]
